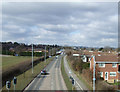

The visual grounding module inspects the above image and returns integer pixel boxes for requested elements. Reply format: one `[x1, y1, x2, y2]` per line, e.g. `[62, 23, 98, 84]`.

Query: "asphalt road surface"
[24, 55, 67, 91]
[64, 55, 89, 91]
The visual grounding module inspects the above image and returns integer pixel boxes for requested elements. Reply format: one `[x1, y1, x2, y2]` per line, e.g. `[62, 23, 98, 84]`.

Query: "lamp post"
[45, 46, 46, 62]
[32, 44, 34, 74]
[93, 56, 96, 92]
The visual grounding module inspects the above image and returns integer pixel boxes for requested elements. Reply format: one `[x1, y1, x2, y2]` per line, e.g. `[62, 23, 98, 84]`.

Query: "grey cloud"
[2, 2, 118, 47]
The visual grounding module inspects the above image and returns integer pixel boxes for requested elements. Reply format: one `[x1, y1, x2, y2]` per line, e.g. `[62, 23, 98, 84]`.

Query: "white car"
[55, 56, 58, 59]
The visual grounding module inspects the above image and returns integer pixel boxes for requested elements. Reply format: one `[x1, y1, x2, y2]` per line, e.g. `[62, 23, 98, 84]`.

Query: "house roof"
[95, 55, 120, 63]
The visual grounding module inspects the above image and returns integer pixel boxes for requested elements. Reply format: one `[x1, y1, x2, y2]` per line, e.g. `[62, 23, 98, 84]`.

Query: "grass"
[61, 56, 72, 90]
[2, 56, 39, 71]
[2, 56, 54, 91]
[67, 57, 93, 90]
[107, 81, 120, 85]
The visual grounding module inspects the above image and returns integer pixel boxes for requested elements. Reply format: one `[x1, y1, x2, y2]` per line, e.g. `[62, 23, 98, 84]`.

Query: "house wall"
[90, 57, 94, 70]
[96, 63, 119, 80]
[118, 72, 120, 81]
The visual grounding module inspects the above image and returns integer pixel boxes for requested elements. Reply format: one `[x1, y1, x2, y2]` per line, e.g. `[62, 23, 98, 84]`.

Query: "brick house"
[90, 55, 120, 81]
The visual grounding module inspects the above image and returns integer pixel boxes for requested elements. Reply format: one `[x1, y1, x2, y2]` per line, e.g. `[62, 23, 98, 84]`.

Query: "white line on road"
[76, 81, 83, 91]
[64, 56, 84, 91]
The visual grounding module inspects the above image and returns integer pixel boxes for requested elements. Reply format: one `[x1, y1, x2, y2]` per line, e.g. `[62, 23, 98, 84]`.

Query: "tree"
[99, 47, 103, 51]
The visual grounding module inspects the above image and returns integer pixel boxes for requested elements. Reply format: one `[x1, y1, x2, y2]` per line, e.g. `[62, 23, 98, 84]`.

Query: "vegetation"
[66, 51, 89, 74]
[19, 52, 45, 56]
[66, 50, 117, 91]
[2, 56, 54, 91]
[61, 57, 72, 90]
[2, 56, 39, 71]
[1, 41, 61, 56]
[67, 56, 93, 90]
[2, 50, 14, 55]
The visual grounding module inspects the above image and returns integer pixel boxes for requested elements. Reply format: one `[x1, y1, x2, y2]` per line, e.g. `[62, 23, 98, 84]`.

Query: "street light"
[93, 56, 96, 92]
[32, 44, 34, 74]
[45, 46, 46, 62]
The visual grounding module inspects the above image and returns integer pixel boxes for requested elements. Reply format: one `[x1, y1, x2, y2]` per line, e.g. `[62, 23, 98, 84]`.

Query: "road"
[24, 55, 67, 91]
[64, 55, 89, 91]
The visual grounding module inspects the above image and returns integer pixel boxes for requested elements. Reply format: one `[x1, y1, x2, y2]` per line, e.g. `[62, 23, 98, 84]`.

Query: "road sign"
[93, 78, 96, 80]
[13, 77, 17, 85]
[72, 79, 75, 85]
[69, 71, 72, 74]
[6, 81, 11, 89]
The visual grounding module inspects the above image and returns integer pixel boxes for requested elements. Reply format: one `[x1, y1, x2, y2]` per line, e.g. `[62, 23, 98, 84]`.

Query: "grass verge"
[2, 56, 54, 91]
[67, 57, 93, 90]
[61, 56, 72, 90]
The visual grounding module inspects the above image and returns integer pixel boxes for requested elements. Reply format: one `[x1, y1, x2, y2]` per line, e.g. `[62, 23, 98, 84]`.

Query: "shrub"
[82, 62, 90, 69]
[71, 60, 77, 71]
[82, 68, 92, 83]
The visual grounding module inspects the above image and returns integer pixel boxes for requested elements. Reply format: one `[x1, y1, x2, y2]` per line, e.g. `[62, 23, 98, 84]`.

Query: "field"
[2, 56, 39, 71]
[2, 56, 54, 90]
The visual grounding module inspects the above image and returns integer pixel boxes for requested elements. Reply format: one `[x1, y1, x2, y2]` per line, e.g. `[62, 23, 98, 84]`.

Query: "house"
[81, 55, 91, 62]
[90, 55, 120, 82]
[81, 50, 117, 63]
[73, 54, 80, 57]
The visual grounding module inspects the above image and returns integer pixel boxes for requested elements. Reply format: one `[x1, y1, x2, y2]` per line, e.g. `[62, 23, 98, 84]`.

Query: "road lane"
[24, 55, 67, 91]
[64, 55, 89, 91]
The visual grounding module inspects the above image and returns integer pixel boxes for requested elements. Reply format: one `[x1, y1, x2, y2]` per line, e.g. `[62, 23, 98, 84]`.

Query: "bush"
[71, 60, 77, 71]
[82, 62, 90, 69]
[82, 68, 92, 83]
[96, 80, 116, 91]
[19, 52, 45, 56]
[2, 50, 14, 55]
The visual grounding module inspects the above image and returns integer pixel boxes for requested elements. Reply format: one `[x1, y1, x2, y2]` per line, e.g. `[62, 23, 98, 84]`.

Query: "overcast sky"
[2, 2, 118, 47]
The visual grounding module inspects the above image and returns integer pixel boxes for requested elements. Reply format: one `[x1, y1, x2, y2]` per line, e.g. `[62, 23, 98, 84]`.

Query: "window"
[110, 72, 116, 76]
[98, 72, 103, 77]
[112, 63, 117, 68]
[118, 65, 120, 73]
[98, 63, 105, 67]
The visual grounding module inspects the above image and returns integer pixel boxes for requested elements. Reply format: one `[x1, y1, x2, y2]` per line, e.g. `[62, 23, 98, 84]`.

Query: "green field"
[2, 56, 54, 90]
[2, 56, 39, 71]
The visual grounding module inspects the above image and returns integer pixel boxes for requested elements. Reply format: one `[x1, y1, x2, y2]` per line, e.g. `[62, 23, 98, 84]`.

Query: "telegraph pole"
[49, 48, 50, 57]
[52, 48, 53, 56]
[93, 56, 96, 92]
[32, 44, 34, 74]
[45, 46, 46, 62]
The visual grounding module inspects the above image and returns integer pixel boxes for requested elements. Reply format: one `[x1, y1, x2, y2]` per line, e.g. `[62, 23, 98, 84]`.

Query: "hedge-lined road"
[64, 55, 89, 91]
[24, 55, 67, 90]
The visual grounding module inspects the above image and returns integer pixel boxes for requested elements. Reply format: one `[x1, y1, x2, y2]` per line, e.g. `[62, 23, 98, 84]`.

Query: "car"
[55, 55, 58, 59]
[41, 69, 47, 75]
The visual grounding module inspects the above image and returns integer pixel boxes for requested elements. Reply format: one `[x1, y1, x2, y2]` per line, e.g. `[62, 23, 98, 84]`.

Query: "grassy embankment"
[2, 56, 54, 91]
[61, 56, 72, 90]
[66, 56, 93, 90]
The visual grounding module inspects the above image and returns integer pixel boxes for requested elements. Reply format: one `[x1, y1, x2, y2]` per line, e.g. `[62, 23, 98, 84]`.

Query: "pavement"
[64, 55, 89, 91]
[24, 55, 67, 91]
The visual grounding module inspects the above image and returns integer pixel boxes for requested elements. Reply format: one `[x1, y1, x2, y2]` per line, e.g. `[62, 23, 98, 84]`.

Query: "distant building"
[73, 54, 79, 57]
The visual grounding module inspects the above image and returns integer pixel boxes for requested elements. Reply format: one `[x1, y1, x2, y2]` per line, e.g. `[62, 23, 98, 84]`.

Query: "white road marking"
[76, 81, 83, 91]
[24, 76, 38, 90]
[64, 56, 84, 91]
